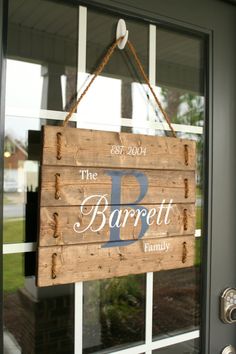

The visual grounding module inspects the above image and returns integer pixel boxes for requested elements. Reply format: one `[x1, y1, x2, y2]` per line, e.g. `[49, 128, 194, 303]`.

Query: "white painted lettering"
[164, 199, 173, 225]
[73, 196, 175, 235]
[146, 208, 156, 226]
[143, 241, 170, 253]
[79, 169, 98, 180]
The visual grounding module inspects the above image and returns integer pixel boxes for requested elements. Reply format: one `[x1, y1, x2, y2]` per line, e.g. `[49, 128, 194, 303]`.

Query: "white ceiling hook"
[116, 19, 129, 50]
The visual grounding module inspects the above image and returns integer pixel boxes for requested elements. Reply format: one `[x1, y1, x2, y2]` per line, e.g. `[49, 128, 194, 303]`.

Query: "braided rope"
[63, 37, 176, 137]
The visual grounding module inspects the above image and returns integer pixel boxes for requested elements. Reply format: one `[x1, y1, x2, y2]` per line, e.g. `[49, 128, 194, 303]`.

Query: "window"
[3, 3, 205, 353]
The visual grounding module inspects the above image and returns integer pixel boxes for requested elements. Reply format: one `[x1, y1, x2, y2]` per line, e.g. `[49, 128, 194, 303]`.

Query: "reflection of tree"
[178, 93, 204, 126]
[100, 276, 145, 347]
[161, 88, 182, 123]
[161, 88, 204, 188]
[161, 88, 204, 126]
[5, 134, 28, 153]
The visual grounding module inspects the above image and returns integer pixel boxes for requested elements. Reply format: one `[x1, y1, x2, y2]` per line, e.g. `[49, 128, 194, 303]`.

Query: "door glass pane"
[4, 61, 42, 244]
[83, 275, 146, 353]
[153, 267, 200, 336]
[4, 0, 78, 352]
[3, 1, 206, 353]
[153, 28, 205, 341]
[80, 8, 149, 132]
[4, 254, 75, 354]
[82, 8, 149, 353]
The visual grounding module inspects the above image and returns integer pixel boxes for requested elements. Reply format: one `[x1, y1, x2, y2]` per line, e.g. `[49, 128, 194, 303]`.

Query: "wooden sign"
[37, 126, 196, 287]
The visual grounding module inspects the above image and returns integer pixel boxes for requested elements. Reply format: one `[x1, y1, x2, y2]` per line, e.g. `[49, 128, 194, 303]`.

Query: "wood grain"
[37, 235, 195, 286]
[42, 126, 196, 170]
[39, 204, 195, 246]
[40, 166, 195, 206]
[37, 125, 197, 286]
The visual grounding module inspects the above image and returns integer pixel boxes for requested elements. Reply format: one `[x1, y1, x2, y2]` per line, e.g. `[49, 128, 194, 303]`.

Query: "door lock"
[221, 345, 236, 354]
[221, 288, 236, 324]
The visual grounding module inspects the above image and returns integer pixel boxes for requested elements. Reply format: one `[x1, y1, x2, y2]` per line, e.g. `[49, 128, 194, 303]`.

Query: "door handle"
[221, 345, 236, 354]
[220, 288, 236, 323]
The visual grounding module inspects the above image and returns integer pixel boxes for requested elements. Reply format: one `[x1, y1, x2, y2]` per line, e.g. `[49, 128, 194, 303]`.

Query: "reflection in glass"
[152, 338, 199, 353]
[4, 1, 78, 352]
[154, 87, 204, 127]
[152, 27, 205, 345]
[77, 74, 122, 132]
[3, 112, 43, 245]
[87, 10, 148, 81]
[83, 275, 146, 353]
[86, 8, 149, 130]
[4, 1, 78, 236]
[153, 267, 200, 340]
[156, 28, 204, 95]
[81, 11, 149, 353]
[3, 2, 207, 353]
[4, 253, 75, 353]
[4, 60, 42, 234]
[7, 0, 78, 112]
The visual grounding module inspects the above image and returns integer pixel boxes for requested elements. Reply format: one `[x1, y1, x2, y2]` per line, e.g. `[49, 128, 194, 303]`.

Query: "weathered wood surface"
[39, 204, 195, 246]
[37, 125, 197, 286]
[42, 126, 196, 170]
[40, 166, 195, 206]
[37, 235, 195, 286]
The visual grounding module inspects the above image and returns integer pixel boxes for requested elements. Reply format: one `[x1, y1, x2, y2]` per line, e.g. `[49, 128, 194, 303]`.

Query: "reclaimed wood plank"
[37, 125, 197, 286]
[37, 235, 195, 286]
[42, 126, 196, 170]
[39, 203, 195, 246]
[40, 167, 195, 206]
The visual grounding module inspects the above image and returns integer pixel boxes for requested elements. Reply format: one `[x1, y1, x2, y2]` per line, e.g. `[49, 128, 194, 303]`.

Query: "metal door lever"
[221, 345, 236, 354]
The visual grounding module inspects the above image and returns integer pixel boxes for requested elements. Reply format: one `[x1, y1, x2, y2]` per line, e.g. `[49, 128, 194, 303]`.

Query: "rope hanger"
[63, 36, 177, 138]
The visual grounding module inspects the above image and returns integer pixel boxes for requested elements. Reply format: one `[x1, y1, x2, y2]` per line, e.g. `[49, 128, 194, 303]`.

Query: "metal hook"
[116, 19, 129, 50]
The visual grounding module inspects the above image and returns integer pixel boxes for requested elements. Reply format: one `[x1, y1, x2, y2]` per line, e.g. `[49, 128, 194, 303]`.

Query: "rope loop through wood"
[55, 173, 61, 200]
[53, 212, 60, 238]
[56, 132, 62, 160]
[184, 144, 189, 166]
[51, 253, 57, 279]
[182, 242, 187, 264]
[183, 209, 188, 231]
[184, 178, 189, 199]
[63, 36, 176, 137]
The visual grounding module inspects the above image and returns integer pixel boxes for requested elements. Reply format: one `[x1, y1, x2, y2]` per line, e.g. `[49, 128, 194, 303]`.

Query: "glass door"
[3, 1, 78, 353]
[81, 8, 205, 354]
[2, 1, 207, 353]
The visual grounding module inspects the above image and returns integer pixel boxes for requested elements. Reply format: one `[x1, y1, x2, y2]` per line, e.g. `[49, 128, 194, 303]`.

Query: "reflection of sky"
[5, 60, 42, 142]
[5, 59, 204, 144]
[5, 116, 41, 145]
[5, 61, 151, 140]
[6, 60, 43, 109]
[77, 73, 122, 131]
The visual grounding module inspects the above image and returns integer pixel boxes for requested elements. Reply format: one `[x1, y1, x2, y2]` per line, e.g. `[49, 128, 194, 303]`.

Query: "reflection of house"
[4, 136, 27, 192]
